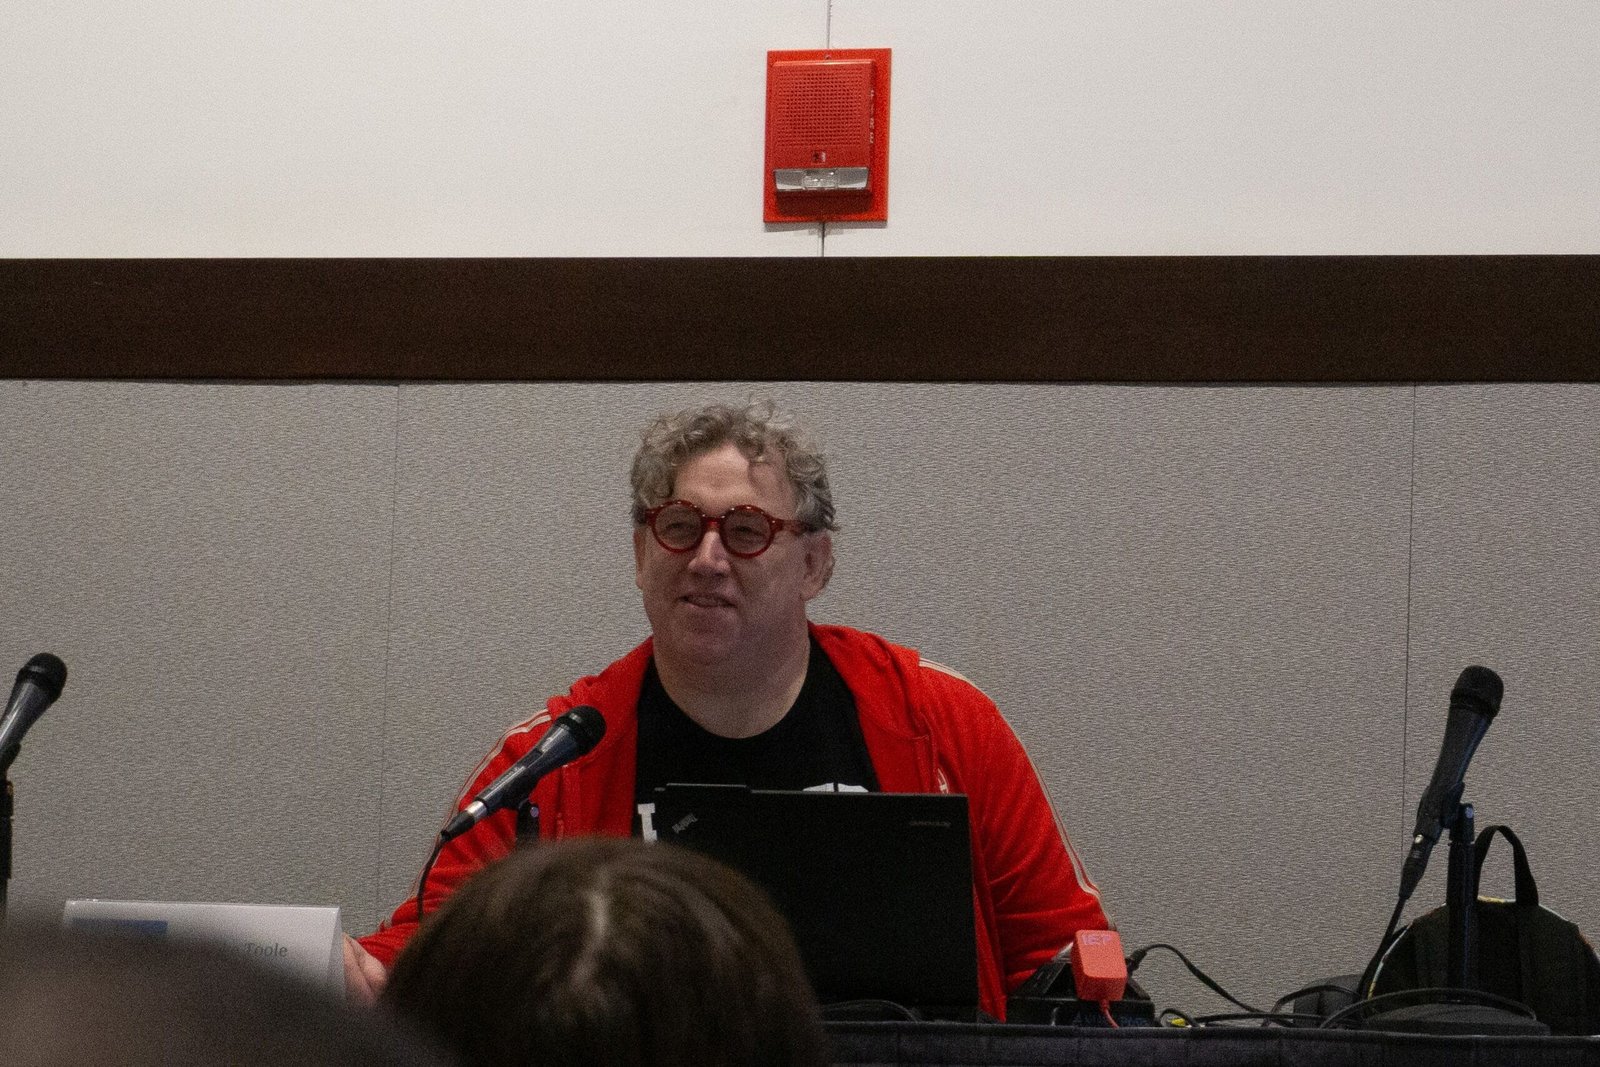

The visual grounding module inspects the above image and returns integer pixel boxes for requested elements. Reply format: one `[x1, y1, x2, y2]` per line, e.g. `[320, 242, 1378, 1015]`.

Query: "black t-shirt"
[632, 637, 879, 837]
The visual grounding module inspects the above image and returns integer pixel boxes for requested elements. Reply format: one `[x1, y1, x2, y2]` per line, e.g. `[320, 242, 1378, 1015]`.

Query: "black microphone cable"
[413, 840, 446, 925]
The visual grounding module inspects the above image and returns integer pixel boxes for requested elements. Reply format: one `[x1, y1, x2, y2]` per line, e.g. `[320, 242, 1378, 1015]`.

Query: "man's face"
[634, 442, 832, 673]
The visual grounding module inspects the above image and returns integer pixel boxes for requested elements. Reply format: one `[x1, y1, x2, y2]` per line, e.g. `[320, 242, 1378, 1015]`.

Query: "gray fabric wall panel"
[807, 384, 1416, 1011]
[2, 380, 1595, 1019]
[0, 381, 397, 922]
[1405, 384, 1600, 939]
[376, 383, 689, 917]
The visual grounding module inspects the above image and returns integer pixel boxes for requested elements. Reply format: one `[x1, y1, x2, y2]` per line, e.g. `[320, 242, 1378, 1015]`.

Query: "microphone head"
[1451, 665, 1503, 719]
[18, 653, 68, 702]
[560, 704, 606, 755]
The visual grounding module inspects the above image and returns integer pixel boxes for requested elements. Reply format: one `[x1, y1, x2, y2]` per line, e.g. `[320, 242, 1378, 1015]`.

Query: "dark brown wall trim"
[2, 257, 1597, 383]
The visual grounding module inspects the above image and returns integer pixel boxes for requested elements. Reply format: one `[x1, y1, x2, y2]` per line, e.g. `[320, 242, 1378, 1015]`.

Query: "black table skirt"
[826, 1021, 1600, 1067]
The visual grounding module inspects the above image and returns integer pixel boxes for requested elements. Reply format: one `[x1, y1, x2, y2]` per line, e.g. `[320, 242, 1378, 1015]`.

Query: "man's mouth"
[681, 593, 733, 608]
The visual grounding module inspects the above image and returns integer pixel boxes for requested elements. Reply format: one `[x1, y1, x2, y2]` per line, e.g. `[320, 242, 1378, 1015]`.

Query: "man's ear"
[800, 531, 834, 600]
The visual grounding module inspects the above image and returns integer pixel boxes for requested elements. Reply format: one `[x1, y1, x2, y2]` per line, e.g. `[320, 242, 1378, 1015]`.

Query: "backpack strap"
[1410, 824, 1600, 1033]
[1474, 824, 1539, 906]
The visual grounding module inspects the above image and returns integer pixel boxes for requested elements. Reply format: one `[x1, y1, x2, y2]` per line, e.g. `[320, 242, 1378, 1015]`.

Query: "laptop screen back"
[651, 784, 978, 1012]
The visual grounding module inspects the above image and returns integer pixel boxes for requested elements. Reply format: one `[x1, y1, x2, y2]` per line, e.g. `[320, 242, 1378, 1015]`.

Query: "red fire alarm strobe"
[764, 48, 890, 223]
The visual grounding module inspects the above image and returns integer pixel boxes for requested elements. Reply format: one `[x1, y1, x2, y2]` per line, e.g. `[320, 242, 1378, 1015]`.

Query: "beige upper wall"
[3, 2, 1597, 255]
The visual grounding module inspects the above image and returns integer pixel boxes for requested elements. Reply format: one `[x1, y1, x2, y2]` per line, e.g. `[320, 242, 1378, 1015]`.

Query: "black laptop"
[651, 784, 979, 1016]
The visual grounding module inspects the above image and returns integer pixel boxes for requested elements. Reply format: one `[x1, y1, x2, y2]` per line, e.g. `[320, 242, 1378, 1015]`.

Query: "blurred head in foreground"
[384, 837, 828, 1067]
[0, 920, 448, 1066]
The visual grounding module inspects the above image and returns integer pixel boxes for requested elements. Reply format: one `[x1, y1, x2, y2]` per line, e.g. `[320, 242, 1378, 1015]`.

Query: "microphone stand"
[0, 742, 24, 921]
[514, 799, 540, 845]
[0, 773, 12, 920]
[1443, 791, 1477, 992]
[1366, 786, 1545, 1035]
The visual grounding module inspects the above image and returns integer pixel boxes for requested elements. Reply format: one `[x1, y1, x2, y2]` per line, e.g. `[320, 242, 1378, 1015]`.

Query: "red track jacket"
[362, 624, 1109, 1019]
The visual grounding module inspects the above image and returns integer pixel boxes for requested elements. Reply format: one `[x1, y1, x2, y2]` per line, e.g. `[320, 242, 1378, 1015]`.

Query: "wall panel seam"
[1401, 385, 1419, 846]
[376, 385, 403, 918]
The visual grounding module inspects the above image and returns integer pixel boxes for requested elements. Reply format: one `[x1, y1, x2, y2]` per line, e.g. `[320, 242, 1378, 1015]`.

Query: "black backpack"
[1372, 824, 1600, 1035]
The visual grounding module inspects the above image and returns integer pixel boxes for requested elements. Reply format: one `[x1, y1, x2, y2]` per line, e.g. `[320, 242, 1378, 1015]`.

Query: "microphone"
[440, 705, 605, 842]
[0, 654, 68, 770]
[1397, 665, 1503, 901]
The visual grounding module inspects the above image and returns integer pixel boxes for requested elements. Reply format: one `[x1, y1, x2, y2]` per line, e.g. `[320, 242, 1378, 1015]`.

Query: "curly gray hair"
[630, 399, 838, 532]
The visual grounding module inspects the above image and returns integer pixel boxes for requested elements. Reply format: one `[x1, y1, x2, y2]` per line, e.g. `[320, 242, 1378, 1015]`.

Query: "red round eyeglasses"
[641, 500, 814, 558]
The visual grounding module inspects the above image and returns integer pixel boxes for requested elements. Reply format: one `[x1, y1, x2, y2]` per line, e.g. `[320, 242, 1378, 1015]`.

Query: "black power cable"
[1127, 942, 1264, 1017]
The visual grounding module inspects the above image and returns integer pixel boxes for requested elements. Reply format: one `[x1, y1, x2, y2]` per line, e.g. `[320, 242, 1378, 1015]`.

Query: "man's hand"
[342, 933, 389, 1005]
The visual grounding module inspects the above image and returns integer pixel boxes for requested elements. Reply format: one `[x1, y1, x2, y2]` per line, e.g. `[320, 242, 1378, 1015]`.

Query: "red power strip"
[1070, 929, 1128, 1003]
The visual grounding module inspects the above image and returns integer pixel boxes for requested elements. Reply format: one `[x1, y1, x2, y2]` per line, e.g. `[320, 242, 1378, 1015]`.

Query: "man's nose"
[687, 520, 732, 571]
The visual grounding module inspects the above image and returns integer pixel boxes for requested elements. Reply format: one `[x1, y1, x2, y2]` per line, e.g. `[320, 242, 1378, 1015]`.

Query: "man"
[349, 399, 1109, 1018]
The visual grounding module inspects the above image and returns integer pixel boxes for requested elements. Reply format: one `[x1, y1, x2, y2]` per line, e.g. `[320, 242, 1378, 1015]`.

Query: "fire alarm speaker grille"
[768, 60, 873, 165]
